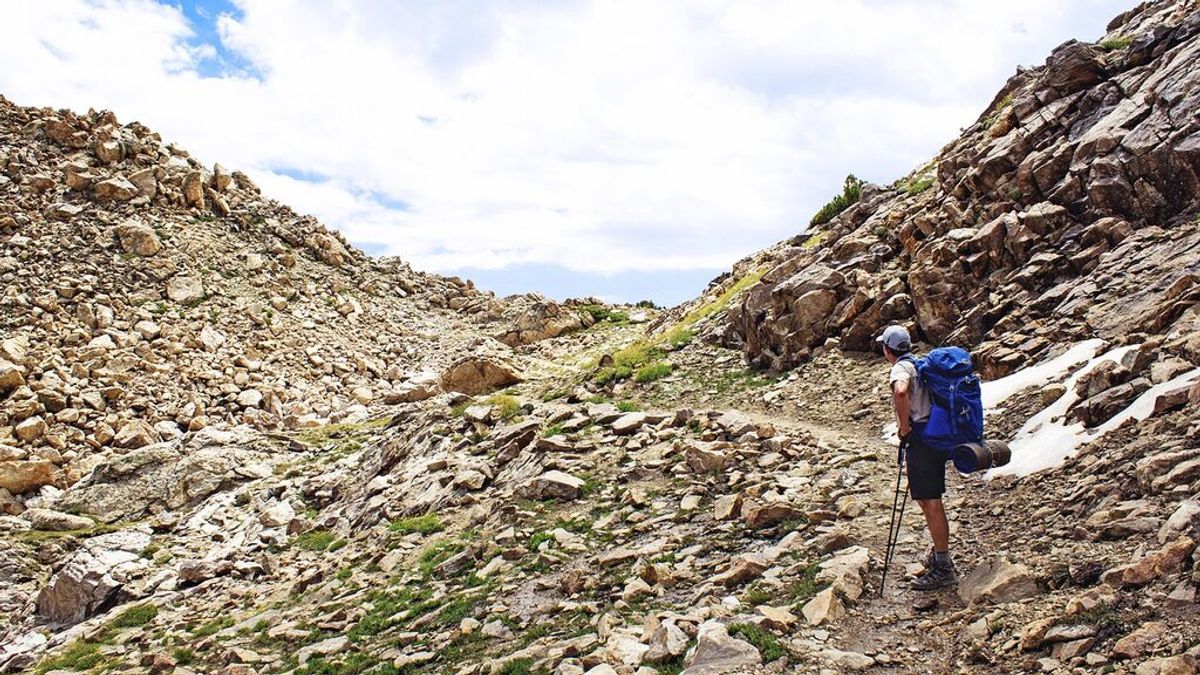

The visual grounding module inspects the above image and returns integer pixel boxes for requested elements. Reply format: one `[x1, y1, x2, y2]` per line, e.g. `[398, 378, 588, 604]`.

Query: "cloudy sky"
[1, 0, 1130, 305]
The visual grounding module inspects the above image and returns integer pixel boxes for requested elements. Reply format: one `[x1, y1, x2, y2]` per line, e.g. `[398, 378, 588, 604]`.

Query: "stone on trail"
[801, 587, 844, 626]
[821, 648, 876, 671]
[958, 556, 1039, 605]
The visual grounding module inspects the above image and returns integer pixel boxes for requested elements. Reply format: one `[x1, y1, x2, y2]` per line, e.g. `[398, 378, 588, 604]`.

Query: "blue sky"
[1, 0, 1132, 306]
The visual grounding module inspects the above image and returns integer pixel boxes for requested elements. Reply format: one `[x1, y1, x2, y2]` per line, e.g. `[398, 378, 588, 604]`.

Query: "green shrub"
[172, 647, 196, 666]
[1100, 36, 1132, 50]
[810, 174, 864, 226]
[417, 540, 464, 578]
[528, 531, 554, 550]
[582, 305, 629, 324]
[742, 583, 771, 606]
[192, 617, 234, 637]
[389, 513, 443, 535]
[790, 561, 825, 605]
[616, 400, 640, 412]
[664, 327, 694, 349]
[541, 423, 565, 438]
[487, 394, 522, 421]
[904, 176, 934, 196]
[35, 641, 106, 674]
[727, 623, 787, 662]
[111, 603, 158, 628]
[634, 362, 672, 383]
[498, 658, 537, 675]
[294, 530, 337, 552]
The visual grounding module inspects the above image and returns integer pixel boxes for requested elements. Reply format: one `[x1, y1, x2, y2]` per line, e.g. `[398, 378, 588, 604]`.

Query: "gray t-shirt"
[890, 359, 931, 423]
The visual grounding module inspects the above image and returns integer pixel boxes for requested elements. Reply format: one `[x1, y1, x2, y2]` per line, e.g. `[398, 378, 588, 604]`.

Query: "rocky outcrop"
[35, 528, 152, 625]
[721, 2, 1200, 374]
[498, 300, 594, 346]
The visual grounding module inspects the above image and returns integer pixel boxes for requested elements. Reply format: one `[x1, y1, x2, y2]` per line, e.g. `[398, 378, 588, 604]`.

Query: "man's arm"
[893, 378, 911, 439]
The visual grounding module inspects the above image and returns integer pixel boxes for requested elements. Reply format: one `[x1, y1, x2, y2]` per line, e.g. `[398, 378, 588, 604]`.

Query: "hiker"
[877, 325, 958, 591]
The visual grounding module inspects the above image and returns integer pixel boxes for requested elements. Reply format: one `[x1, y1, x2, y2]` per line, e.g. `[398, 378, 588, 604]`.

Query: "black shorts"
[906, 433, 947, 501]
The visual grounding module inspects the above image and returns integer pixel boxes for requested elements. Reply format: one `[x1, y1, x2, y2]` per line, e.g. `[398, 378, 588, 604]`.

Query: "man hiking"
[877, 325, 958, 591]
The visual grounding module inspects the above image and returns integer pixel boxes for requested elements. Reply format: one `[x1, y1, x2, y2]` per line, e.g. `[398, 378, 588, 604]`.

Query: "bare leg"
[916, 498, 950, 552]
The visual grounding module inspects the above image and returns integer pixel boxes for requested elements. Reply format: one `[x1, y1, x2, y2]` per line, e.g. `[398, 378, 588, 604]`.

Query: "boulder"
[24, 508, 95, 532]
[439, 357, 521, 396]
[685, 443, 730, 474]
[116, 220, 162, 256]
[801, 587, 844, 626]
[520, 471, 585, 501]
[681, 621, 762, 674]
[36, 529, 152, 624]
[166, 276, 205, 305]
[93, 176, 137, 201]
[611, 412, 647, 435]
[0, 460, 60, 494]
[645, 621, 689, 663]
[0, 359, 25, 393]
[958, 557, 1038, 605]
[499, 301, 593, 346]
[742, 501, 803, 529]
[114, 420, 159, 449]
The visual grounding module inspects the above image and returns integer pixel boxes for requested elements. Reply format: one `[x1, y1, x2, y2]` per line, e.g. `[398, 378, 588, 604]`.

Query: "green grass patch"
[810, 174, 864, 226]
[388, 513, 443, 535]
[790, 561, 825, 605]
[295, 417, 388, 446]
[664, 327, 694, 349]
[110, 603, 158, 628]
[497, 657, 538, 675]
[487, 394, 522, 422]
[35, 641, 108, 675]
[595, 342, 665, 385]
[541, 423, 565, 438]
[417, 540, 464, 578]
[347, 585, 435, 640]
[800, 229, 830, 250]
[1100, 36, 1132, 50]
[742, 583, 771, 607]
[172, 647, 195, 666]
[192, 617, 235, 637]
[982, 93, 1013, 128]
[616, 400, 640, 412]
[582, 304, 630, 325]
[634, 362, 672, 383]
[294, 529, 338, 552]
[728, 623, 787, 662]
[904, 176, 935, 196]
[528, 531, 554, 550]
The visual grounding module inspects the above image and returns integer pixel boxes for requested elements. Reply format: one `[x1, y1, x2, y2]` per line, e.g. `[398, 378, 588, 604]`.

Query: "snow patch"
[990, 344, 1200, 477]
[980, 339, 1106, 409]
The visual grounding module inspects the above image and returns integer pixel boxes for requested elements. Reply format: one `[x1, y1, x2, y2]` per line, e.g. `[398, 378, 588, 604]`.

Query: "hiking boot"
[912, 560, 957, 591]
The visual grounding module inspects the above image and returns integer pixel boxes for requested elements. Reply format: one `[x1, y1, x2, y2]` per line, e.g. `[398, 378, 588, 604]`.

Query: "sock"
[933, 550, 951, 566]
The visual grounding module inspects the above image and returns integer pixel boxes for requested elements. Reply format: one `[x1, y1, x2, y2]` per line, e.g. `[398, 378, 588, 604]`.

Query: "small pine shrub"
[810, 174, 864, 226]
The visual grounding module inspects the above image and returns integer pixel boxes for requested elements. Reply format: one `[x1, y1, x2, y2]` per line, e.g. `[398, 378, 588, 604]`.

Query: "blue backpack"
[902, 347, 984, 454]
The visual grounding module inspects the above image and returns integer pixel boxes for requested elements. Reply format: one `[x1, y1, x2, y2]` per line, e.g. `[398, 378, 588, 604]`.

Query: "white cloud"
[0, 0, 1131, 279]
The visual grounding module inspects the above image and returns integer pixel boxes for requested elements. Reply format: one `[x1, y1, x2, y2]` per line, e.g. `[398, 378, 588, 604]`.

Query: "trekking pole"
[879, 439, 910, 597]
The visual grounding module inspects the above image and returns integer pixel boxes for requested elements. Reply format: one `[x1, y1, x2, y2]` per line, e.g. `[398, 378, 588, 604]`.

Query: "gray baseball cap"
[875, 325, 911, 352]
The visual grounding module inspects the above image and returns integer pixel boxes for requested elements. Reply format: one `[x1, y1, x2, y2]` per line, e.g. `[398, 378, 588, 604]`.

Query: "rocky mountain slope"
[2, 1, 1200, 674]
[715, 0, 1200, 379]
